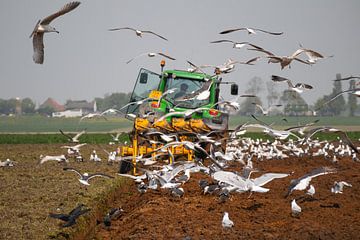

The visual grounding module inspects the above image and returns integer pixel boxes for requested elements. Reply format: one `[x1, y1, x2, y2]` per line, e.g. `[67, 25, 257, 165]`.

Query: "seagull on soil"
[222, 212, 234, 229]
[39, 154, 68, 164]
[331, 181, 352, 194]
[30, 1, 81, 64]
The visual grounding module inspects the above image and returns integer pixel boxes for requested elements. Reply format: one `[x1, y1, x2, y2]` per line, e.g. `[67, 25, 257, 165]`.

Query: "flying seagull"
[219, 27, 283, 35]
[39, 154, 68, 164]
[63, 167, 114, 186]
[210, 40, 262, 49]
[285, 167, 336, 197]
[59, 129, 86, 143]
[126, 52, 176, 64]
[108, 27, 168, 41]
[30, 1, 81, 64]
[252, 103, 282, 115]
[248, 46, 315, 69]
[271, 75, 313, 93]
[315, 88, 360, 110]
[49, 203, 90, 228]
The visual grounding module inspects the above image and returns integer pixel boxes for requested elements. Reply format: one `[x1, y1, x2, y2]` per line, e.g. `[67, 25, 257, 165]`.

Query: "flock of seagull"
[21, 0, 360, 232]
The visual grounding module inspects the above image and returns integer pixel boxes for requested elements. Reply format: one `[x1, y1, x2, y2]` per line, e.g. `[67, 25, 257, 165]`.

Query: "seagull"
[118, 97, 155, 112]
[210, 40, 262, 49]
[219, 27, 283, 35]
[271, 75, 313, 93]
[103, 208, 123, 227]
[331, 181, 352, 194]
[39, 154, 68, 164]
[49, 203, 90, 228]
[108, 27, 168, 41]
[315, 88, 360, 110]
[80, 113, 108, 122]
[126, 52, 176, 64]
[291, 199, 301, 217]
[248, 46, 314, 69]
[30, 1, 81, 64]
[59, 129, 86, 143]
[63, 167, 114, 186]
[222, 212, 234, 229]
[285, 167, 336, 197]
[299, 43, 333, 64]
[170, 187, 184, 198]
[252, 103, 282, 115]
[0, 159, 15, 167]
[61, 143, 87, 152]
[110, 132, 123, 142]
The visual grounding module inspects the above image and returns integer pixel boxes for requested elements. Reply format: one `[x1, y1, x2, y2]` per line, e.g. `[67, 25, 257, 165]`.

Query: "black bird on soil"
[103, 208, 123, 227]
[49, 203, 90, 227]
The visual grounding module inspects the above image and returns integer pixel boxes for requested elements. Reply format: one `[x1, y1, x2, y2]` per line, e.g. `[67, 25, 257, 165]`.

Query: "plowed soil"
[94, 152, 360, 240]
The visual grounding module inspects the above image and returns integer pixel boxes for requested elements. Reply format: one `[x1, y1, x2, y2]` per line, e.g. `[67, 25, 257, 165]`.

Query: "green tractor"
[119, 61, 238, 174]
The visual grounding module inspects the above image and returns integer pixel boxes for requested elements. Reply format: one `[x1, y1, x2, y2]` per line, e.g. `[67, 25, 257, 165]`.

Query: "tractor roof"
[163, 69, 215, 81]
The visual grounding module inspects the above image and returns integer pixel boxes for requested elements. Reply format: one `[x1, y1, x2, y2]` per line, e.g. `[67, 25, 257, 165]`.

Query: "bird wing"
[87, 173, 114, 181]
[252, 173, 289, 187]
[271, 75, 289, 83]
[40, 1, 81, 25]
[293, 57, 312, 65]
[304, 167, 336, 180]
[210, 39, 235, 44]
[290, 48, 307, 58]
[32, 33, 44, 64]
[108, 27, 136, 32]
[318, 89, 360, 109]
[157, 52, 176, 60]
[251, 114, 270, 127]
[219, 28, 246, 34]
[63, 167, 83, 178]
[59, 129, 73, 141]
[49, 213, 70, 222]
[252, 103, 265, 113]
[336, 131, 359, 153]
[142, 30, 168, 41]
[244, 56, 261, 65]
[126, 52, 153, 64]
[253, 28, 283, 35]
[333, 76, 360, 81]
[73, 129, 86, 140]
[247, 47, 275, 56]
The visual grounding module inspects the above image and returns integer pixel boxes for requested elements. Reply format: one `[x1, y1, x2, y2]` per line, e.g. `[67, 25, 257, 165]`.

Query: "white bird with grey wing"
[219, 27, 283, 35]
[285, 167, 336, 197]
[30, 1, 81, 64]
[331, 181, 352, 194]
[222, 212, 234, 229]
[126, 52, 176, 64]
[271, 75, 313, 94]
[63, 167, 113, 186]
[291, 199, 301, 217]
[108, 27, 168, 41]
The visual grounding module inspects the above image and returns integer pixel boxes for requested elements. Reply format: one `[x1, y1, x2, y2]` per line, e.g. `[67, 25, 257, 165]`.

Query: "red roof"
[39, 98, 65, 112]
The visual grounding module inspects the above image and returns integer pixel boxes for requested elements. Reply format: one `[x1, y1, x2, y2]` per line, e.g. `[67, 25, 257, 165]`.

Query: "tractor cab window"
[164, 76, 211, 109]
[126, 68, 160, 115]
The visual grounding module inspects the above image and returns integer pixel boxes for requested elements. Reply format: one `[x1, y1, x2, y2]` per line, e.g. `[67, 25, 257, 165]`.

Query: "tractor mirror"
[139, 72, 148, 84]
[231, 84, 238, 95]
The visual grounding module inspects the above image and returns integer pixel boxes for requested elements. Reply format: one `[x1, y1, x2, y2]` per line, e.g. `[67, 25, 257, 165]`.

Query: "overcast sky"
[0, 0, 359, 106]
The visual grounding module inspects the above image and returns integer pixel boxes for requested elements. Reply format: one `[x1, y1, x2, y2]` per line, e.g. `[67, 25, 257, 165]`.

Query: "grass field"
[0, 115, 359, 133]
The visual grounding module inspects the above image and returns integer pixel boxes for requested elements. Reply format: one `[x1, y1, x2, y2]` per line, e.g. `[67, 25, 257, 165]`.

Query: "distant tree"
[21, 98, 36, 114]
[238, 77, 264, 115]
[37, 106, 55, 116]
[239, 96, 262, 116]
[280, 90, 308, 116]
[348, 79, 357, 116]
[96, 92, 131, 112]
[266, 81, 279, 107]
[327, 74, 346, 115]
